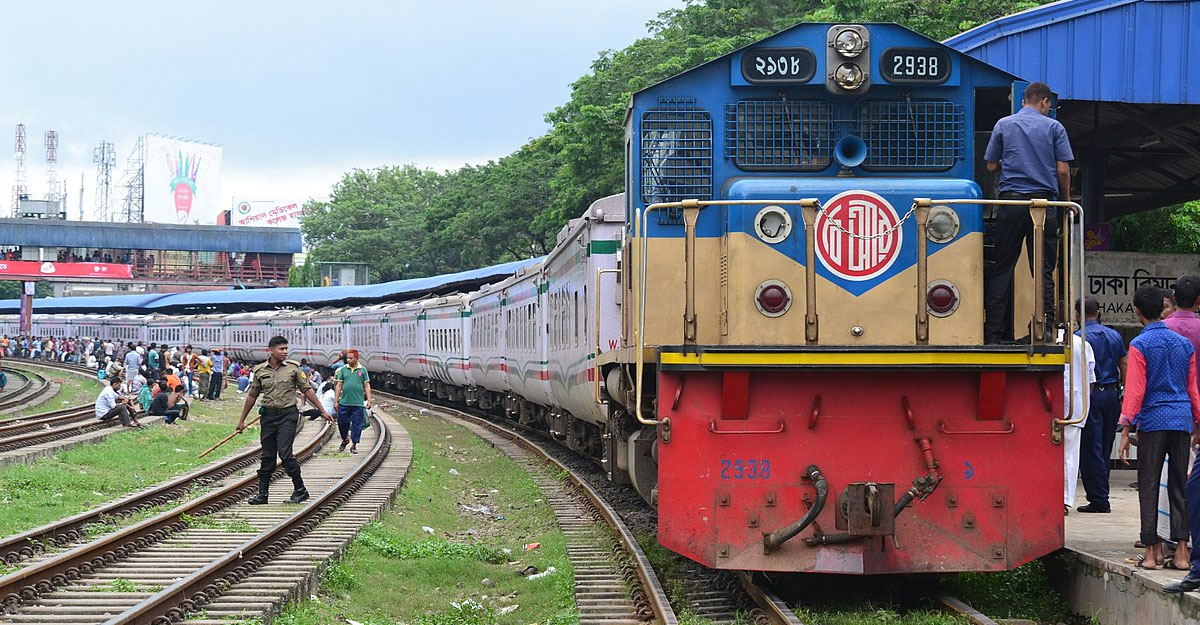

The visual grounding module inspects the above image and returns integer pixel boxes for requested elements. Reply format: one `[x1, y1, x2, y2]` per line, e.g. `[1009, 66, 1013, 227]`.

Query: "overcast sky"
[0, 0, 683, 220]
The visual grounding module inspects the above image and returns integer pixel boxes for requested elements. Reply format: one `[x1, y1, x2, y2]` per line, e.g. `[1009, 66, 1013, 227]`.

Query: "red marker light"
[927, 283, 958, 315]
[758, 285, 789, 314]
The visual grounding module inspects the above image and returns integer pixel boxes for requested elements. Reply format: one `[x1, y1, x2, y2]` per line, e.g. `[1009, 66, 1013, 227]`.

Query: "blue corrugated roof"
[945, 0, 1200, 105]
[0, 218, 302, 254]
[0, 256, 543, 314]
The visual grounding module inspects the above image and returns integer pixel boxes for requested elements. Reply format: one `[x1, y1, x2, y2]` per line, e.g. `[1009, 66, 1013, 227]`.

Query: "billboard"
[230, 199, 310, 228]
[0, 260, 133, 280]
[143, 135, 223, 224]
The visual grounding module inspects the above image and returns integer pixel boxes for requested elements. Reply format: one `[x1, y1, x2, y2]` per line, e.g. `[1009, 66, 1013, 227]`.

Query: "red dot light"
[758, 284, 789, 314]
[927, 284, 957, 314]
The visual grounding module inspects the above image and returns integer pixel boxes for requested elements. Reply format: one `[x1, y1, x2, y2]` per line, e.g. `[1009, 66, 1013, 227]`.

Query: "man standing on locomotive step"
[236, 335, 333, 505]
[1076, 296, 1128, 513]
[983, 81, 1073, 343]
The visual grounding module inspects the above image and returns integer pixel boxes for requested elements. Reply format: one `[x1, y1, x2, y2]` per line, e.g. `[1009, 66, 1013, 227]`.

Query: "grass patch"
[5, 364, 106, 418]
[277, 408, 576, 625]
[180, 513, 257, 533]
[945, 559, 1077, 623]
[102, 578, 139, 593]
[0, 387, 256, 537]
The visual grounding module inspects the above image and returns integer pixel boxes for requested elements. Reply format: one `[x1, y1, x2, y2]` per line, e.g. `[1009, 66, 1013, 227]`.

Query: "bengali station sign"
[1086, 251, 1199, 327]
[231, 199, 310, 228]
[0, 261, 133, 280]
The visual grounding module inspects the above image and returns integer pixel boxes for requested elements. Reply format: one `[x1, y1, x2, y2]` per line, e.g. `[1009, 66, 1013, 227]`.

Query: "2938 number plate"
[719, 458, 771, 480]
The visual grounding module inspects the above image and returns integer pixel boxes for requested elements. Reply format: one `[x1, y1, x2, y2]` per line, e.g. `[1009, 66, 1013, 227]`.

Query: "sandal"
[1166, 560, 1189, 570]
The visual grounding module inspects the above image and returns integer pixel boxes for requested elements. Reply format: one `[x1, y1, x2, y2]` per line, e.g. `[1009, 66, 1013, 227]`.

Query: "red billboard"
[0, 260, 134, 280]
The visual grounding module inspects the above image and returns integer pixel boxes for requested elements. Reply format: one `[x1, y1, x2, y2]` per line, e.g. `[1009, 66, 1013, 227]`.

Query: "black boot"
[287, 474, 309, 504]
[248, 477, 270, 505]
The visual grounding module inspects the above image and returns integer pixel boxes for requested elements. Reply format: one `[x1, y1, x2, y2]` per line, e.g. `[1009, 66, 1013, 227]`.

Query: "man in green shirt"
[147, 343, 160, 371]
[334, 349, 372, 454]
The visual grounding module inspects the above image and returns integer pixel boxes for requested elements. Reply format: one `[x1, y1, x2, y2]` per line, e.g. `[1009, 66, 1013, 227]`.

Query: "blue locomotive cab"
[624, 22, 1079, 351]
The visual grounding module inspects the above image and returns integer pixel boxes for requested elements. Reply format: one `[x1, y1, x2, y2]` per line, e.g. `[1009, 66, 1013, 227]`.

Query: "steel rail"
[0, 419, 334, 615]
[736, 572, 808, 625]
[381, 390, 678, 625]
[935, 594, 1001, 625]
[105, 411, 389, 625]
[0, 407, 96, 438]
[0, 369, 49, 412]
[0, 416, 121, 453]
[0, 428, 270, 566]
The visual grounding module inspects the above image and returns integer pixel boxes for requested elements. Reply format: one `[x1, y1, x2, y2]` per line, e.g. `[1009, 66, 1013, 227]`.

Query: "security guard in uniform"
[236, 335, 333, 504]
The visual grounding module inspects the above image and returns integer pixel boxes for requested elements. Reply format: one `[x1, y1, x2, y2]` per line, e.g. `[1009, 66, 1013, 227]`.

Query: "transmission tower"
[11, 124, 26, 216]
[117, 137, 144, 222]
[93, 141, 116, 221]
[44, 131, 59, 203]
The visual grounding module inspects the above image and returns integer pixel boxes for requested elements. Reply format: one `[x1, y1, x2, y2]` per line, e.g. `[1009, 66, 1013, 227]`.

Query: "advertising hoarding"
[0, 260, 133, 280]
[143, 135, 223, 224]
[231, 199, 309, 228]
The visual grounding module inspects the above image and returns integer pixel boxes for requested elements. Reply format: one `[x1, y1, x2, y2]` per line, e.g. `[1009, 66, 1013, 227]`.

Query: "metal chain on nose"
[817, 202, 918, 240]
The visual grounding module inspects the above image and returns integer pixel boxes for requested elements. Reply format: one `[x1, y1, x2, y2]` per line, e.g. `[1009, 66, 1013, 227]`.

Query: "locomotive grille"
[641, 101, 713, 224]
[857, 100, 965, 171]
[724, 100, 833, 170]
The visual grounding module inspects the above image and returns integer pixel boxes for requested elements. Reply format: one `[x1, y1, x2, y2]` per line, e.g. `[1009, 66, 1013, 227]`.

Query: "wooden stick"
[198, 416, 260, 458]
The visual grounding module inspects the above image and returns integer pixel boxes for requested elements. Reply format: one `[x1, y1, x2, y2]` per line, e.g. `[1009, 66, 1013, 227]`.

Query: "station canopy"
[0, 219, 302, 254]
[945, 0, 1200, 221]
[0, 257, 543, 315]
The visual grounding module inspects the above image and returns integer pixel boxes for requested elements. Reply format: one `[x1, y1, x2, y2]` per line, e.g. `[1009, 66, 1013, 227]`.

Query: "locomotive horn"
[834, 135, 868, 168]
[762, 464, 828, 553]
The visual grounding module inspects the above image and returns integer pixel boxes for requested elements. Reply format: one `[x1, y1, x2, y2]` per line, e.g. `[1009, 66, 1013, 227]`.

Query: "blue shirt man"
[982, 81, 1075, 343]
[1074, 297, 1127, 513]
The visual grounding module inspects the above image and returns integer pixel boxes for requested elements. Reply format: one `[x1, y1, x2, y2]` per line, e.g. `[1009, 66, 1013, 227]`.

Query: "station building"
[0, 218, 302, 297]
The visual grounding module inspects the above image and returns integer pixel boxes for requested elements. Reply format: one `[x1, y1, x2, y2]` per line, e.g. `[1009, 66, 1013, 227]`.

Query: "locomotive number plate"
[880, 47, 951, 84]
[719, 458, 771, 479]
[741, 47, 816, 84]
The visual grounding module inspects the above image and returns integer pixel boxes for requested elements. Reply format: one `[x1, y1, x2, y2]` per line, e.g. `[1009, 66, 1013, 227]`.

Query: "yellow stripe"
[659, 351, 1067, 367]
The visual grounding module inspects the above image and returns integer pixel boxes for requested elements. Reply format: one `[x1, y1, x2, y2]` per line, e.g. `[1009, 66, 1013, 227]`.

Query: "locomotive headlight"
[926, 280, 960, 317]
[926, 205, 960, 243]
[833, 63, 865, 91]
[755, 280, 792, 317]
[754, 206, 792, 244]
[833, 29, 865, 58]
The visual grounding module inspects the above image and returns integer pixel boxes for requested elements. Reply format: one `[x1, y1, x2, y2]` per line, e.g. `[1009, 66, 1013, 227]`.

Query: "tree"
[0, 281, 53, 299]
[1109, 201, 1200, 254]
[302, 0, 1059, 281]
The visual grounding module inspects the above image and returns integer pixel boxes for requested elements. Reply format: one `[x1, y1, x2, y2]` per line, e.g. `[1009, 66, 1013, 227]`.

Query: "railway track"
[0, 369, 51, 413]
[382, 392, 1003, 625]
[0, 409, 408, 625]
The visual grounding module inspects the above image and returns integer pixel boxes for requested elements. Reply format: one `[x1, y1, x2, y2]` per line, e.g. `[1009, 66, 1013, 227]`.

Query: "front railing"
[629, 197, 1086, 442]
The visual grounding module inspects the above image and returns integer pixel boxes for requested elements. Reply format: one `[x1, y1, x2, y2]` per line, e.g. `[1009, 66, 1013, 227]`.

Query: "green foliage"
[302, 0, 1056, 280]
[353, 522, 508, 564]
[0, 280, 53, 300]
[321, 560, 358, 593]
[287, 255, 319, 287]
[1109, 201, 1200, 253]
[102, 578, 139, 593]
[946, 559, 1073, 623]
[412, 599, 498, 625]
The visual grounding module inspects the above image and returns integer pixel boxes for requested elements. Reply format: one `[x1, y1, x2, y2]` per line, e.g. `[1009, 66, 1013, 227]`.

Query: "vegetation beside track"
[277, 406, 576, 625]
[0, 390, 255, 537]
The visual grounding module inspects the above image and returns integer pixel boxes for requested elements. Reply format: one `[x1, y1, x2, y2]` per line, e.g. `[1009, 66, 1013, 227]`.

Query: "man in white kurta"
[1064, 332, 1097, 512]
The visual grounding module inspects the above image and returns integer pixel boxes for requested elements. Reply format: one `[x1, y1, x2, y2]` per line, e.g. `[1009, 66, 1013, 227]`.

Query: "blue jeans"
[1079, 386, 1121, 507]
[337, 404, 365, 444]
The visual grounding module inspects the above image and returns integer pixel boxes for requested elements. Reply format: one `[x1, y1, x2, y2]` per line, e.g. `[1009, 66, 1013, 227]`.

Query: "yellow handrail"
[593, 268, 620, 406]
[915, 198, 1087, 441]
[635, 199, 821, 427]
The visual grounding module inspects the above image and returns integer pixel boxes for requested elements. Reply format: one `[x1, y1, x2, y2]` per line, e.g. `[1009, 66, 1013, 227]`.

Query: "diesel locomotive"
[3, 22, 1086, 575]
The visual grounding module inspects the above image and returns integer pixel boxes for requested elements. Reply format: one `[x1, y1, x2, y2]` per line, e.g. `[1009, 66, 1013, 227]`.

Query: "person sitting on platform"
[95, 378, 140, 428]
[1119, 285, 1200, 574]
[149, 384, 189, 424]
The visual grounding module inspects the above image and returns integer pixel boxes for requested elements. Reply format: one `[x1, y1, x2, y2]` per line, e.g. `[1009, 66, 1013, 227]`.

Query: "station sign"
[0, 261, 133, 280]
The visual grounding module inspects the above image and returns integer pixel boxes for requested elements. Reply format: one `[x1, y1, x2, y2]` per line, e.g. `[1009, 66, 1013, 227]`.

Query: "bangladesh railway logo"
[816, 190, 903, 281]
[237, 201, 251, 215]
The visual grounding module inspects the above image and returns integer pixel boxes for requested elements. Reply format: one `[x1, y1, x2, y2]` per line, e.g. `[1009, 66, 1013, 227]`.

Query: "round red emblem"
[815, 190, 903, 281]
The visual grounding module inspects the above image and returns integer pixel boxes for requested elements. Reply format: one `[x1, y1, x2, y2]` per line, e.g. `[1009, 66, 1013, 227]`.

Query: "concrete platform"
[1057, 469, 1200, 624]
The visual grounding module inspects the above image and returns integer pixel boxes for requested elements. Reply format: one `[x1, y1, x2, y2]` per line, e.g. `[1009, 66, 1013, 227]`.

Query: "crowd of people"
[1063, 278, 1200, 593]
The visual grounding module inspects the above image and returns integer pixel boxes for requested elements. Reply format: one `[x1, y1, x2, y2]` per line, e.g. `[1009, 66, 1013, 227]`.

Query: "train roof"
[0, 256, 544, 315]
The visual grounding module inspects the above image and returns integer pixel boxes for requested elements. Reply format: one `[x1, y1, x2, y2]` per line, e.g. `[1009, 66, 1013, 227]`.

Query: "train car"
[421, 295, 471, 402]
[307, 308, 347, 366]
[467, 282, 508, 411]
[346, 304, 391, 374]
[543, 193, 625, 456]
[224, 311, 276, 362]
[592, 22, 1084, 574]
[387, 301, 425, 388]
[498, 265, 552, 425]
